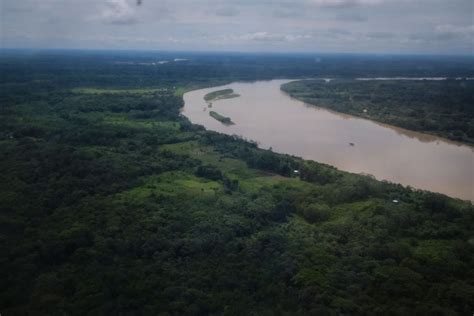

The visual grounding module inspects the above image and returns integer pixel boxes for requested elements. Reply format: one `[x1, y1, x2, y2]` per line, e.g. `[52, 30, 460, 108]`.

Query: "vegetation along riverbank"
[282, 79, 474, 145]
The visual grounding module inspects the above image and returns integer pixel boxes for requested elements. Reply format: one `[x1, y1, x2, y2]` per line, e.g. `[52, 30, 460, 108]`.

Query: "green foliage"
[209, 111, 234, 125]
[204, 89, 240, 101]
[71, 87, 166, 95]
[195, 164, 223, 181]
[0, 52, 473, 315]
[282, 79, 474, 144]
[300, 203, 331, 223]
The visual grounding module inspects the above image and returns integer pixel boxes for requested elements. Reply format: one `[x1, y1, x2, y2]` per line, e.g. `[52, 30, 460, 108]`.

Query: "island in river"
[204, 88, 240, 102]
[209, 110, 234, 125]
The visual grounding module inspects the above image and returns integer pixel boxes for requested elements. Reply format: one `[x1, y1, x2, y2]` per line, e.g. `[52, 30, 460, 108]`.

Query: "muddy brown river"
[182, 80, 473, 201]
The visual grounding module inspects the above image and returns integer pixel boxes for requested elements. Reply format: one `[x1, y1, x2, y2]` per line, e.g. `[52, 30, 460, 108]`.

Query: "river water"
[182, 80, 473, 201]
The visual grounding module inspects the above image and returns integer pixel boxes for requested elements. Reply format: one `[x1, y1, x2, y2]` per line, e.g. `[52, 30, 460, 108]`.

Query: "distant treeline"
[2, 49, 474, 88]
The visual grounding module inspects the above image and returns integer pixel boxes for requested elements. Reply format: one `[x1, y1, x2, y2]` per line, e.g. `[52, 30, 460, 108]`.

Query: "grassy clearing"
[174, 86, 195, 97]
[414, 240, 456, 264]
[161, 141, 305, 194]
[119, 171, 222, 202]
[161, 141, 265, 179]
[174, 84, 219, 97]
[239, 175, 300, 193]
[72, 87, 166, 94]
[103, 115, 180, 130]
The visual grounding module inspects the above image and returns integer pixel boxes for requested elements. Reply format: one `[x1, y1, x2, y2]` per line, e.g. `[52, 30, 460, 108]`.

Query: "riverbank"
[281, 79, 474, 145]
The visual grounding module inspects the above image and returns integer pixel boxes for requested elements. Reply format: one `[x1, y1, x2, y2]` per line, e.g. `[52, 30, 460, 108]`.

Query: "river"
[182, 79, 473, 201]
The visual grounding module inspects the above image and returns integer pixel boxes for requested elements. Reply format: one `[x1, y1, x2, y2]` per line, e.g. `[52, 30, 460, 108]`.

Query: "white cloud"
[239, 32, 284, 41]
[225, 32, 312, 42]
[101, 0, 138, 25]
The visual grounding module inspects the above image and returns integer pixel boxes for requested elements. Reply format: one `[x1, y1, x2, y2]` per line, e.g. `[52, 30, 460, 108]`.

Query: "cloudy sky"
[1, 0, 473, 54]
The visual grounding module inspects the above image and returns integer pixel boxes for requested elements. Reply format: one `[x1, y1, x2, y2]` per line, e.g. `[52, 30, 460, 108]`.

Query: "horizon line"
[1, 47, 473, 58]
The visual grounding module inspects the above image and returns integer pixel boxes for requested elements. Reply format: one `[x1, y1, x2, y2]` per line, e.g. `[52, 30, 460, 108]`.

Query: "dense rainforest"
[1, 50, 474, 315]
[281, 79, 474, 145]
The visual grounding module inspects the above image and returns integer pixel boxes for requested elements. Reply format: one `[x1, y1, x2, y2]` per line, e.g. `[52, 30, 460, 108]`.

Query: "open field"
[71, 87, 166, 94]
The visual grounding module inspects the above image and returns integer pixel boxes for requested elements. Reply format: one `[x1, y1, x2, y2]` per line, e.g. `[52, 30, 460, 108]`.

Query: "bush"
[301, 203, 331, 224]
[195, 165, 222, 181]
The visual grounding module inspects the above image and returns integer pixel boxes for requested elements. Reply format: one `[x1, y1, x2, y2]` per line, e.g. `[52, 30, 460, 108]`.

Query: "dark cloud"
[434, 24, 474, 40]
[101, 0, 138, 25]
[408, 25, 474, 42]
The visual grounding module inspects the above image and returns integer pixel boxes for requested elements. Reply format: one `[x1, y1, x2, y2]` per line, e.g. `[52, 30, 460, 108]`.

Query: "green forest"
[1, 51, 474, 315]
[282, 79, 474, 144]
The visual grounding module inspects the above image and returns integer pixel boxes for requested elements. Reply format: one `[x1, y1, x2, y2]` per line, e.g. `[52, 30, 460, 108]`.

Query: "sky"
[1, 0, 473, 54]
